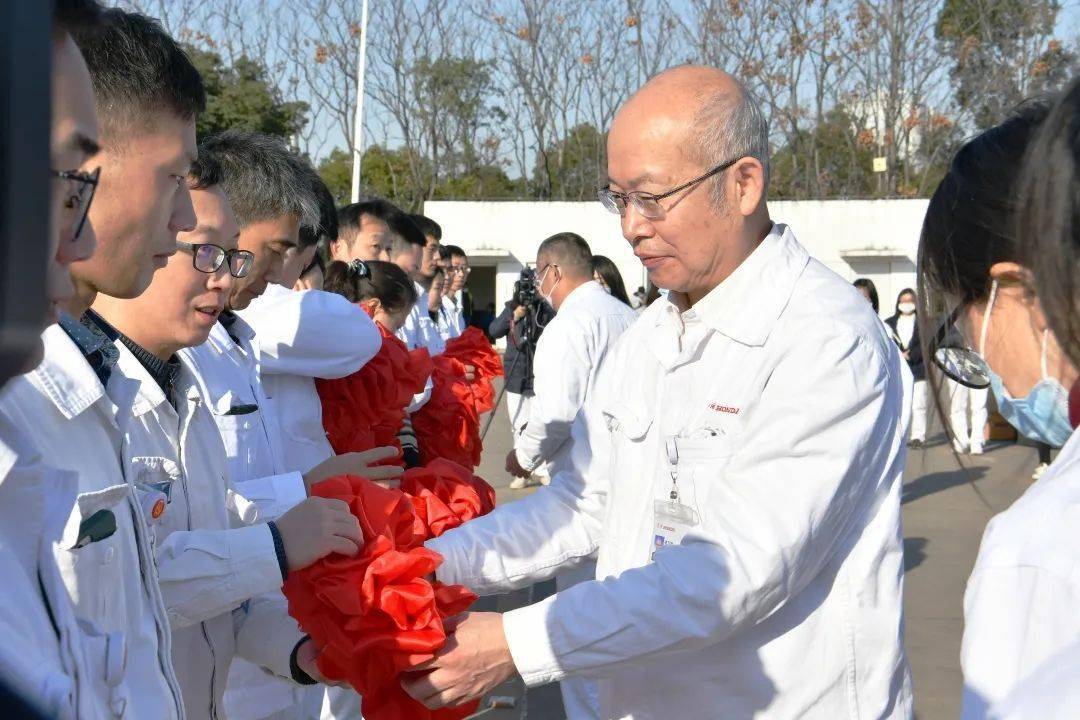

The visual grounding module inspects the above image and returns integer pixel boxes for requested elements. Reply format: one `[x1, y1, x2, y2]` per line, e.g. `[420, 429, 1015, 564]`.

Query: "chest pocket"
[57, 484, 132, 633]
[207, 389, 264, 475]
[673, 433, 737, 520]
[128, 456, 182, 542]
[603, 400, 653, 441]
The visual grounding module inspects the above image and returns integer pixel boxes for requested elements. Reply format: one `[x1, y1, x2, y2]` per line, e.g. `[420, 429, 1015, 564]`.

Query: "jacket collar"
[30, 322, 114, 420]
[557, 279, 605, 314]
[207, 312, 255, 356]
[655, 223, 808, 348]
[57, 310, 120, 387]
[114, 339, 202, 419]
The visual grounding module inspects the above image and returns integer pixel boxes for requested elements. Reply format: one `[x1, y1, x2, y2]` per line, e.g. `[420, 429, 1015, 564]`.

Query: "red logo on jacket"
[709, 403, 740, 415]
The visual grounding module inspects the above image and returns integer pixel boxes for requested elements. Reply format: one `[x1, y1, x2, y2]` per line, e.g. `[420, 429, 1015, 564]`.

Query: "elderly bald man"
[404, 66, 914, 719]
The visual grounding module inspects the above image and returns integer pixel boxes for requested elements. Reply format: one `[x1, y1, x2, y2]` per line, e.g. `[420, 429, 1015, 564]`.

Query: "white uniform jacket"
[180, 316, 306, 523]
[431, 225, 914, 719]
[960, 427, 1080, 718]
[0, 416, 116, 719]
[109, 340, 304, 720]
[988, 640, 1080, 720]
[238, 282, 381, 474]
[0, 320, 185, 720]
[438, 294, 465, 342]
[513, 280, 637, 477]
[397, 281, 445, 356]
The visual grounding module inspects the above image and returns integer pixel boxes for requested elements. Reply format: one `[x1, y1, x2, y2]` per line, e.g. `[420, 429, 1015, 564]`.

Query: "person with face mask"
[885, 289, 927, 447]
[917, 97, 1080, 719]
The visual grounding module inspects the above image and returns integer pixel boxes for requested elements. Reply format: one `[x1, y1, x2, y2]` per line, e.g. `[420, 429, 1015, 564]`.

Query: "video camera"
[513, 266, 538, 308]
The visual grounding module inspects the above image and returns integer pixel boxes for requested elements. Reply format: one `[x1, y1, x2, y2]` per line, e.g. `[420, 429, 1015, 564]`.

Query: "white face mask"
[537, 264, 560, 306]
[898, 302, 916, 315]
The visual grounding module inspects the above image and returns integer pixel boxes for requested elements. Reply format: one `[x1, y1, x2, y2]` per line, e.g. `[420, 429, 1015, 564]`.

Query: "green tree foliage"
[186, 45, 309, 140]
[936, 0, 1074, 129]
[533, 123, 607, 201]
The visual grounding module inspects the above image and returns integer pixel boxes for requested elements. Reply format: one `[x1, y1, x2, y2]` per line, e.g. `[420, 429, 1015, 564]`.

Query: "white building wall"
[424, 198, 929, 319]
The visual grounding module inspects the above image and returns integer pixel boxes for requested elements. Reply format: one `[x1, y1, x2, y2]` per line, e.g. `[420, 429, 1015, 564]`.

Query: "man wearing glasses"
[407, 66, 913, 719]
[90, 161, 365, 719]
[440, 245, 472, 340]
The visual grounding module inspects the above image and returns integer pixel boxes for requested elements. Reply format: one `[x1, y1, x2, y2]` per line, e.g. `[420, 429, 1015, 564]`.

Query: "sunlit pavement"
[469, 381, 1040, 719]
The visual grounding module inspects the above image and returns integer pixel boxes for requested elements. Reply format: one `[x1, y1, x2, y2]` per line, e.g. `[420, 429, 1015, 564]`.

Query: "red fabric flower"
[400, 459, 498, 538]
[283, 475, 480, 720]
[443, 327, 503, 414]
[317, 315, 432, 463]
[413, 357, 482, 470]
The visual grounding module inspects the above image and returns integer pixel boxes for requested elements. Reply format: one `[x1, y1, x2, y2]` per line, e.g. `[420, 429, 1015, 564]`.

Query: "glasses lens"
[632, 195, 664, 220]
[933, 347, 992, 389]
[72, 168, 100, 241]
[193, 244, 225, 273]
[597, 189, 624, 215]
[230, 251, 254, 278]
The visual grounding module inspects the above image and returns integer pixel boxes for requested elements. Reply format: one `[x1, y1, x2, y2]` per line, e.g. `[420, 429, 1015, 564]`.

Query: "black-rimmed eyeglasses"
[51, 167, 100, 241]
[928, 305, 992, 389]
[177, 241, 255, 278]
[597, 158, 739, 219]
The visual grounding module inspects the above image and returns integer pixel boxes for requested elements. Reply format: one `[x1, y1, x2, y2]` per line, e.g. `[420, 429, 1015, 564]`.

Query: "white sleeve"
[233, 592, 306, 682]
[154, 524, 283, 629]
[961, 565, 1080, 718]
[240, 287, 381, 380]
[227, 472, 307, 523]
[502, 326, 904, 685]
[428, 463, 606, 594]
[514, 320, 585, 471]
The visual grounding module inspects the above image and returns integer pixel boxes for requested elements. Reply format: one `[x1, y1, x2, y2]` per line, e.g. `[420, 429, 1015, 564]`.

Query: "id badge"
[652, 499, 699, 559]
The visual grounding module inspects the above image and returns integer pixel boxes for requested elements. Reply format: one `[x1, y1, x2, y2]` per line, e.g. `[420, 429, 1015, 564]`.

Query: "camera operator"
[501, 232, 637, 719]
[489, 266, 554, 487]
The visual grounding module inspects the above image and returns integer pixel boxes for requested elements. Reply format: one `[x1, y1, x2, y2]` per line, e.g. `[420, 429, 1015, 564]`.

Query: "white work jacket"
[238, 282, 381, 474]
[513, 280, 636, 477]
[960, 426, 1080, 718]
[397, 281, 445, 356]
[109, 340, 304, 720]
[431, 225, 914, 719]
[438, 294, 465, 342]
[180, 317, 306, 523]
[0, 415, 116, 719]
[988, 640, 1080, 719]
[0, 321, 185, 720]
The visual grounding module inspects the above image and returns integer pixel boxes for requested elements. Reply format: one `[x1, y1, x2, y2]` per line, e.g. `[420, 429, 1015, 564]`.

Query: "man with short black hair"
[331, 199, 394, 263]
[0, 10, 206, 718]
[388, 211, 444, 354]
[177, 135, 392, 720]
[0, 1, 110, 716]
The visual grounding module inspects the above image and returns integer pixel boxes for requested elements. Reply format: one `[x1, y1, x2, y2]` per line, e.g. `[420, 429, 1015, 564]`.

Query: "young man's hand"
[302, 447, 403, 493]
[274, 497, 362, 571]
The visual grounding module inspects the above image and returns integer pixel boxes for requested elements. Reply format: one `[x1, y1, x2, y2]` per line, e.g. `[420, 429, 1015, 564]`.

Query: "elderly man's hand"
[505, 449, 531, 479]
[401, 612, 516, 709]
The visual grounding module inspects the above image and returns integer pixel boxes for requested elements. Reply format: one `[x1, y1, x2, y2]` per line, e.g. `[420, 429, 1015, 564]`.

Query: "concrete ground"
[464, 385, 1040, 720]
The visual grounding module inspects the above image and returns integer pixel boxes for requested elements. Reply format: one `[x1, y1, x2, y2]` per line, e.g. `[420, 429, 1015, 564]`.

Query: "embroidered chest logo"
[708, 403, 740, 415]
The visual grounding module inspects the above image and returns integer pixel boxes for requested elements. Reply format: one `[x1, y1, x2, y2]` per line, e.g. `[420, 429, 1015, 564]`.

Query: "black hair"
[592, 255, 632, 306]
[1020, 80, 1080, 368]
[918, 99, 1053, 311]
[387, 211, 426, 255]
[409, 213, 442, 242]
[537, 232, 593, 277]
[298, 173, 338, 250]
[443, 244, 467, 259]
[852, 278, 879, 314]
[71, 9, 205, 135]
[894, 287, 916, 312]
[323, 260, 417, 314]
[338, 198, 398, 235]
[54, 0, 102, 37]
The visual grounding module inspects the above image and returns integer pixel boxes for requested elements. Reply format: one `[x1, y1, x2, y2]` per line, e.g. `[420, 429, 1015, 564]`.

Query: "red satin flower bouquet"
[317, 314, 432, 463]
[412, 328, 504, 470]
[442, 327, 504, 414]
[283, 471, 495, 720]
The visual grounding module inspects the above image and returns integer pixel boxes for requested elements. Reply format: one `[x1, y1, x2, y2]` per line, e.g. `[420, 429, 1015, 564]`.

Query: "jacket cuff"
[229, 524, 286, 596]
[514, 446, 542, 473]
[229, 472, 307, 524]
[502, 595, 566, 686]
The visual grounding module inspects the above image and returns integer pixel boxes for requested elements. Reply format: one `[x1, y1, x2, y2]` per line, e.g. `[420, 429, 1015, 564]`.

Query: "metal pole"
[349, 0, 370, 203]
